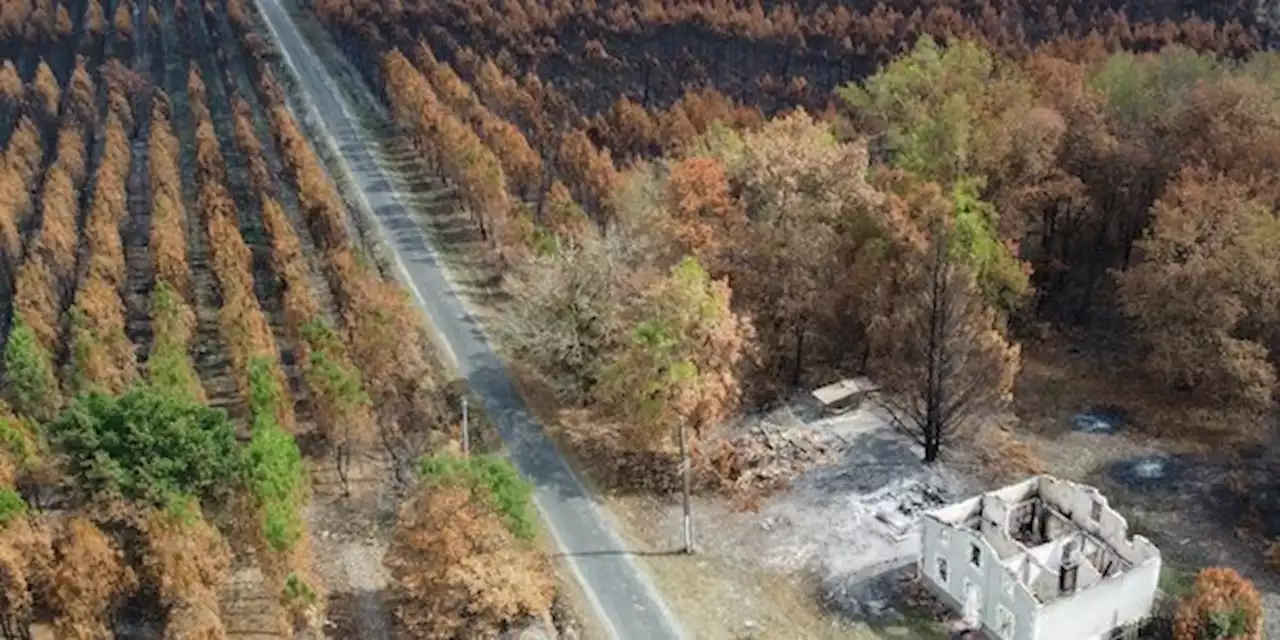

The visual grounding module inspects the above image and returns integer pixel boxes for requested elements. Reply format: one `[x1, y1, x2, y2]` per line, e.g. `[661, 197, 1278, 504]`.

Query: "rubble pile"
[705, 424, 849, 492]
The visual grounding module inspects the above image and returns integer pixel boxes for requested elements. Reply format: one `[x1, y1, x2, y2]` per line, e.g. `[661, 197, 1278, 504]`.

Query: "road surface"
[250, 1, 687, 638]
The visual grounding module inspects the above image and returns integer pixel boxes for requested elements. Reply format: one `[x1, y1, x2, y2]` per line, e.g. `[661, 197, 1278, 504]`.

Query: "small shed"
[811, 377, 879, 414]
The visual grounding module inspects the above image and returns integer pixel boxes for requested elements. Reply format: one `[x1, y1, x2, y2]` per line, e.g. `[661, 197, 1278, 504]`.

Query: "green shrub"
[2, 313, 59, 421]
[0, 487, 26, 525]
[237, 355, 308, 553]
[417, 453, 537, 540]
[0, 412, 39, 464]
[50, 388, 242, 507]
[284, 572, 317, 606]
[300, 320, 369, 413]
[147, 284, 204, 402]
[244, 422, 306, 552]
[247, 356, 287, 421]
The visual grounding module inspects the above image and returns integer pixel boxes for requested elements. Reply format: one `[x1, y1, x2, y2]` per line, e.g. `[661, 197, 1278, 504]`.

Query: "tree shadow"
[325, 588, 396, 639]
[552, 549, 685, 559]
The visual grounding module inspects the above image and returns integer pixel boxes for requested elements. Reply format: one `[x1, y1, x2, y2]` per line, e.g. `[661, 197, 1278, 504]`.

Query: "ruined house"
[918, 476, 1162, 640]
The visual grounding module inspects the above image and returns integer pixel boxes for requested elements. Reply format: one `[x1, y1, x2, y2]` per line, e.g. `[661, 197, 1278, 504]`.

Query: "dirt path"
[306, 449, 399, 639]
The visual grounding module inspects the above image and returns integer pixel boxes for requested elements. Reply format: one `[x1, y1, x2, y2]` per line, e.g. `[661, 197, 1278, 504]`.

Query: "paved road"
[250, 2, 687, 638]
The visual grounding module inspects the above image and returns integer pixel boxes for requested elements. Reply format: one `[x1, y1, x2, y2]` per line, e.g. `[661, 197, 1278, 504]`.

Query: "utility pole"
[679, 420, 694, 554]
[461, 396, 470, 458]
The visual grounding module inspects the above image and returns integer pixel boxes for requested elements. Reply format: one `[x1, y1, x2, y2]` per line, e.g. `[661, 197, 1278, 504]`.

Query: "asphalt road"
[250, 1, 687, 638]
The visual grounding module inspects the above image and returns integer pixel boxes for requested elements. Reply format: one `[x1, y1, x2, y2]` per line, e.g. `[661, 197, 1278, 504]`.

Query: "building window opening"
[970, 543, 982, 568]
[937, 557, 949, 584]
[1090, 499, 1103, 522]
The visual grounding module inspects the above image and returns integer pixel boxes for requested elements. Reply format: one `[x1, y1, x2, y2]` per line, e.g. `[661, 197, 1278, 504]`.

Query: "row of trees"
[222, 2, 570, 632]
[1, 31, 242, 638]
[187, 62, 320, 633]
[66, 101, 136, 395]
[0, 117, 39, 295]
[8, 61, 92, 422]
[145, 95, 207, 405]
[382, 38, 773, 243]
[0, 0, 74, 45]
[255, 67, 445, 460]
[382, 49, 516, 249]
[315, 0, 1265, 119]
[385, 453, 555, 636]
[229, 93, 375, 491]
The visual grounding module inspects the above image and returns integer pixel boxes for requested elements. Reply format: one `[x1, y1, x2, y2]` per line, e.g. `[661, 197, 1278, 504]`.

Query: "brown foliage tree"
[1117, 170, 1280, 410]
[385, 484, 555, 638]
[12, 254, 59, 352]
[65, 57, 96, 127]
[663, 155, 742, 259]
[606, 97, 659, 160]
[113, 0, 134, 42]
[1174, 567, 1263, 640]
[84, 0, 105, 39]
[0, 118, 41, 269]
[556, 129, 618, 228]
[83, 113, 130, 289]
[55, 4, 72, 38]
[476, 110, 543, 200]
[28, 59, 59, 126]
[67, 275, 138, 394]
[38, 167, 79, 289]
[873, 177, 1021, 463]
[46, 517, 137, 639]
[149, 99, 193, 299]
[0, 516, 53, 636]
[383, 49, 514, 245]
[142, 508, 232, 638]
[0, 61, 21, 105]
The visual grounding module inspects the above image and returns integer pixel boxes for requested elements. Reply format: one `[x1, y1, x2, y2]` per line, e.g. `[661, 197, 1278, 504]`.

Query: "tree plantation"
[5, 0, 1280, 635]
[0, 0, 518, 635]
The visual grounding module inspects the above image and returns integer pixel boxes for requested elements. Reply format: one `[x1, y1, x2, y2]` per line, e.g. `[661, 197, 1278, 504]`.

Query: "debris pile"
[704, 424, 849, 492]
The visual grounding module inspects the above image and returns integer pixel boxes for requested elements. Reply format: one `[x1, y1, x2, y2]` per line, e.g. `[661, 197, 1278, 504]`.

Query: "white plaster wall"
[1032, 557, 1162, 640]
[931, 494, 983, 524]
[920, 518, 1039, 640]
[1039, 477, 1159, 566]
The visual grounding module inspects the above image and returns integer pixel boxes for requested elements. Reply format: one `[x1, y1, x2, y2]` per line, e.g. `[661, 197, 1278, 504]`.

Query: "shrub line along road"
[251, 0, 688, 637]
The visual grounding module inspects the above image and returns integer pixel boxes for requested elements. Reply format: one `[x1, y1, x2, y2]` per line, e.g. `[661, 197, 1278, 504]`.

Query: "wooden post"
[679, 420, 694, 554]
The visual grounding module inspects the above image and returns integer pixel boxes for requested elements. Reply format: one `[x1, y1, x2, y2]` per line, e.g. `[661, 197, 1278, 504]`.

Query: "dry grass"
[603, 492, 877, 640]
[968, 335, 1269, 489]
[1012, 337, 1265, 450]
[506, 362, 886, 639]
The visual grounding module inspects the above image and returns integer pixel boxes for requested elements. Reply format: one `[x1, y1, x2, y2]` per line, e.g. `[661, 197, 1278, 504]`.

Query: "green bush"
[2, 313, 60, 421]
[0, 412, 39, 464]
[50, 388, 242, 507]
[0, 487, 26, 525]
[284, 572, 317, 606]
[244, 419, 307, 552]
[147, 284, 204, 402]
[248, 356, 287, 421]
[243, 356, 308, 552]
[300, 320, 369, 413]
[417, 453, 537, 540]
